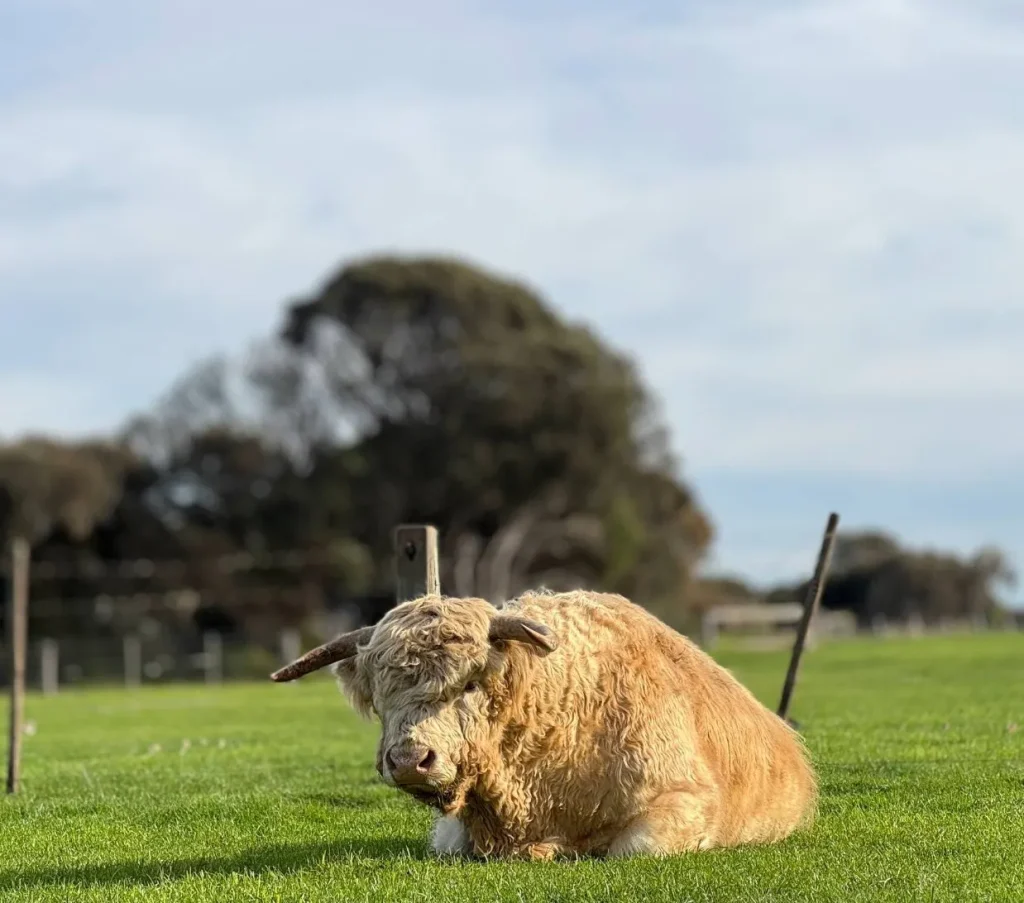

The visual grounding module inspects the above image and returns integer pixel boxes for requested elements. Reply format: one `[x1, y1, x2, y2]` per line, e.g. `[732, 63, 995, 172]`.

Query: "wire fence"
[0, 545, 377, 692]
[0, 626, 312, 693]
[3, 544, 1021, 696]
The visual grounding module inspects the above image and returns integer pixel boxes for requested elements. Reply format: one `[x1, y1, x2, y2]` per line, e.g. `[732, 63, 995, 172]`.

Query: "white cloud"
[1, 0, 1023, 592]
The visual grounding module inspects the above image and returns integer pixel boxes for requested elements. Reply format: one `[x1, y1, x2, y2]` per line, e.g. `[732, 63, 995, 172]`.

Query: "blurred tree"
[0, 437, 139, 641]
[0, 438, 133, 545]
[829, 530, 901, 575]
[275, 255, 713, 606]
[765, 530, 1015, 629]
[126, 254, 713, 618]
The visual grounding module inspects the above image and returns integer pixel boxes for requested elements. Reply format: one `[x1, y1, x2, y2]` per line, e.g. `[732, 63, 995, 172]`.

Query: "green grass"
[2, 633, 1022, 902]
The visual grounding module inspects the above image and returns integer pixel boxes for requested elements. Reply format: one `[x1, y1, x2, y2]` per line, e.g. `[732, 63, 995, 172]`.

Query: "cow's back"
[507, 589, 817, 848]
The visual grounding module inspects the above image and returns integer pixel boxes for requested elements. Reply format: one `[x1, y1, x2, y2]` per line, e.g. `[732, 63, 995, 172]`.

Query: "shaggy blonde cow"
[271, 589, 817, 860]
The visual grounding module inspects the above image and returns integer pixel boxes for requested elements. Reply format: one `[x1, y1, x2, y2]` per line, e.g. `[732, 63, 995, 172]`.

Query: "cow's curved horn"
[270, 625, 375, 682]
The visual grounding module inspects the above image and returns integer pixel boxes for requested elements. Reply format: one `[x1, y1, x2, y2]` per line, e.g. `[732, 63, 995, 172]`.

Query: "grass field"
[2, 633, 1022, 902]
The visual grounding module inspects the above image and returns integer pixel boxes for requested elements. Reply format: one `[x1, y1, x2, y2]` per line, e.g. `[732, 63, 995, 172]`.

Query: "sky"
[1, 0, 1022, 605]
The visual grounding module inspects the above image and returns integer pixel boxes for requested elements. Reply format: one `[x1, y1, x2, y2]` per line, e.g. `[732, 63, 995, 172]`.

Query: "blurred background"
[1, 0, 1021, 687]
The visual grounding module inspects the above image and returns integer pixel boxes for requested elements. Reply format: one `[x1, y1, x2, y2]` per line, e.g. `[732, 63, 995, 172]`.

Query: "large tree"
[130, 254, 713, 615]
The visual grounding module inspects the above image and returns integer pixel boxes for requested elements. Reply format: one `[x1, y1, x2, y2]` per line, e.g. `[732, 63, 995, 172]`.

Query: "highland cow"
[271, 589, 818, 860]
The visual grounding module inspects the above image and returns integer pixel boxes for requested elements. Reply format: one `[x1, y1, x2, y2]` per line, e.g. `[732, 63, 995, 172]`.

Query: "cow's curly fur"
[332, 589, 818, 860]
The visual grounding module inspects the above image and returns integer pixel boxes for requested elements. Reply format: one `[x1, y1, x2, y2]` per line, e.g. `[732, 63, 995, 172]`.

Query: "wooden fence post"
[40, 639, 59, 696]
[280, 629, 301, 669]
[698, 610, 717, 649]
[393, 524, 440, 603]
[203, 631, 223, 684]
[777, 512, 840, 723]
[6, 537, 30, 794]
[123, 635, 142, 689]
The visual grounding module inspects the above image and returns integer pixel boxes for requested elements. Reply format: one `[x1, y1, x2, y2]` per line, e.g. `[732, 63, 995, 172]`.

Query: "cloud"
[1, 0, 1022, 595]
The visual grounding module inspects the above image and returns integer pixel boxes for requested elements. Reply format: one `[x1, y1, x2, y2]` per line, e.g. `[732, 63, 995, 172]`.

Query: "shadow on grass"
[0, 836, 430, 891]
[298, 792, 386, 809]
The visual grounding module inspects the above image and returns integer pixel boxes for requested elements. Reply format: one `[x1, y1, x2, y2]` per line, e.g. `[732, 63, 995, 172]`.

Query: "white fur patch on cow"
[608, 822, 662, 858]
[430, 815, 472, 857]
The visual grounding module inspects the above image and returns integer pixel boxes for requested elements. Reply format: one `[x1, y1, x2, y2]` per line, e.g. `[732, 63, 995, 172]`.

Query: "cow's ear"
[488, 615, 558, 655]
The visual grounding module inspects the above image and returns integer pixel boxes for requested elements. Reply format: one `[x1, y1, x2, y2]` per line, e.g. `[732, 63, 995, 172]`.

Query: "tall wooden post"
[6, 537, 30, 794]
[394, 525, 440, 603]
[777, 513, 839, 723]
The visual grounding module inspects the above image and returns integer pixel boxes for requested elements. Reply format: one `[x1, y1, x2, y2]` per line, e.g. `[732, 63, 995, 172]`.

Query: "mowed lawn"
[2, 633, 1022, 902]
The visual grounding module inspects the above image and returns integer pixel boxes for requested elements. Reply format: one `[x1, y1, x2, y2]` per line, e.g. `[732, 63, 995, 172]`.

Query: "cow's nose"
[385, 744, 437, 785]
